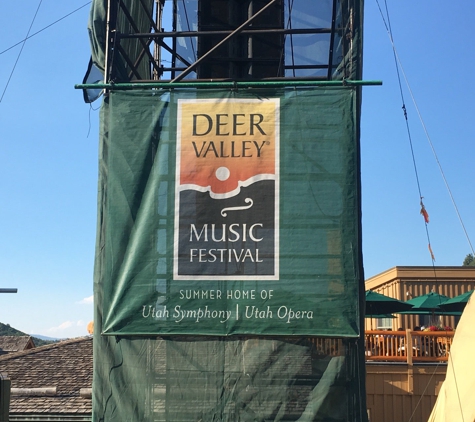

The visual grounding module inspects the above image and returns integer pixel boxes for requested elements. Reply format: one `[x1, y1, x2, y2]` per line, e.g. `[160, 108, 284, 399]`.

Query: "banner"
[175, 98, 279, 280]
[101, 88, 362, 336]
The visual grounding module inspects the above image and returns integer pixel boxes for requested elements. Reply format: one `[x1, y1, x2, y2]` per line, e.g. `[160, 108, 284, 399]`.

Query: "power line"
[0, 0, 44, 103]
[375, 0, 475, 260]
[375, 3, 470, 421]
[0, 2, 92, 56]
[375, 0, 436, 265]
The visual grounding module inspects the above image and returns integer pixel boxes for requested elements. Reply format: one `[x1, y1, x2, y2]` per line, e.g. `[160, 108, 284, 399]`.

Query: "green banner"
[101, 87, 361, 336]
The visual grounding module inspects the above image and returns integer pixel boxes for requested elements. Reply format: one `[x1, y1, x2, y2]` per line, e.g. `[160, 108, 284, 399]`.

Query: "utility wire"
[375, 0, 475, 259]
[375, 0, 436, 266]
[375, 2, 468, 422]
[448, 349, 466, 422]
[1, 0, 44, 103]
[0, 2, 92, 56]
[407, 362, 442, 422]
[393, 52, 475, 258]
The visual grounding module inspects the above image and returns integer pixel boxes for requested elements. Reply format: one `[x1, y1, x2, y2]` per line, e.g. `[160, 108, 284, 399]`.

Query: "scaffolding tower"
[96, 0, 359, 84]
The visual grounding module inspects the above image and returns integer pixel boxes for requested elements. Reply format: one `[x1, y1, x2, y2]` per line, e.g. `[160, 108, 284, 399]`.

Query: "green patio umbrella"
[438, 290, 474, 312]
[364, 313, 395, 319]
[365, 291, 414, 316]
[399, 291, 460, 316]
[402, 291, 449, 312]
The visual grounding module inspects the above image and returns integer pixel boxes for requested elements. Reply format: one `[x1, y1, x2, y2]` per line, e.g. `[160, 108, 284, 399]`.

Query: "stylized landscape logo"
[174, 98, 280, 280]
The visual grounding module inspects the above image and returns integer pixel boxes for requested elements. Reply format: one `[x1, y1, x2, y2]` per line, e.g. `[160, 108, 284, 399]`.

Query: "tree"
[0, 322, 55, 347]
[463, 253, 475, 266]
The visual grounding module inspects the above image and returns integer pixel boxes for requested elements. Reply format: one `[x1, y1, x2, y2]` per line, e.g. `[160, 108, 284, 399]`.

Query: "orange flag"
[420, 200, 430, 223]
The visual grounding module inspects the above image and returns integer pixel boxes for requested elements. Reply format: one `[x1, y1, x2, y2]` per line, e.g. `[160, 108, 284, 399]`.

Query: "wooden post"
[406, 329, 413, 366]
[406, 329, 414, 394]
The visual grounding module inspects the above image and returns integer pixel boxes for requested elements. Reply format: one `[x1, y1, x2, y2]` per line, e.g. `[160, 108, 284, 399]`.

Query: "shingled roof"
[0, 336, 35, 354]
[0, 336, 93, 421]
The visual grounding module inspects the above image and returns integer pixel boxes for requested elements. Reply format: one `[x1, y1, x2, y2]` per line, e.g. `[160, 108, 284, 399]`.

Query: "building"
[365, 266, 475, 422]
[6, 267, 469, 422]
[0, 337, 92, 422]
[365, 266, 475, 331]
[0, 337, 35, 356]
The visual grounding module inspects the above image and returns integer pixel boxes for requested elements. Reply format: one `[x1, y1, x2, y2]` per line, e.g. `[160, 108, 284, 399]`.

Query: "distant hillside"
[31, 334, 60, 342]
[0, 322, 25, 336]
[0, 322, 57, 347]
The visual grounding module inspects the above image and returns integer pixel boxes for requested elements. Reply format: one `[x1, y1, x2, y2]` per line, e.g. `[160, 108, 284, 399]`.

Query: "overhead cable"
[375, 2, 468, 421]
[375, 0, 475, 259]
[0, 2, 92, 56]
[1, 0, 44, 102]
[375, 0, 436, 266]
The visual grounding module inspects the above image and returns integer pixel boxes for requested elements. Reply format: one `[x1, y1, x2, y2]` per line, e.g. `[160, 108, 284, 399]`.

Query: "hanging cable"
[1, 0, 44, 102]
[447, 346, 466, 422]
[0, 2, 91, 56]
[375, 0, 436, 267]
[393, 52, 475, 258]
[374, 0, 475, 259]
[375, 2, 467, 421]
[406, 361, 442, 422]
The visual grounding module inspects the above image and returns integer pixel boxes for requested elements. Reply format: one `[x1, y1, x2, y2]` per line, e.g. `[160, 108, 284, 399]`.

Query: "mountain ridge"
[0, 322, 58, 347]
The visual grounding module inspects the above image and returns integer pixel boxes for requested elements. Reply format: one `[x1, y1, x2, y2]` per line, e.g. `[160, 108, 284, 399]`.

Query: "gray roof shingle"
[0, 336, 93, 415]
[0, 336, 35, 354]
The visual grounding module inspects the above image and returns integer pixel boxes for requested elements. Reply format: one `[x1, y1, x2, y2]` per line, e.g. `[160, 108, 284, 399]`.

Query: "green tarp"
[89, 1, 367, 419]
[87, 0, 153, 80]
[92, 334, 367, 421]
[100, 88, 361, 337]
[92, 87, 367, 421]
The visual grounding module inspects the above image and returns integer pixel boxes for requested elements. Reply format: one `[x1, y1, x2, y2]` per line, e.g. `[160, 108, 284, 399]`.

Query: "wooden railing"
[310, 337, 344, 356]
[364, 330, 454, 363]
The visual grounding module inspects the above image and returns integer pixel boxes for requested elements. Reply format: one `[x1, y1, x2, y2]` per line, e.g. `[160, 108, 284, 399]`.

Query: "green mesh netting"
[92, 334, 366, 421]
[92, 87, 367, 421]
[99, 89, 361, 336]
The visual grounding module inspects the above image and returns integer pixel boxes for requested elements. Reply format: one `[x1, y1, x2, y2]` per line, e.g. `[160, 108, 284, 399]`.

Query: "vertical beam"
[172, 0, 177, 80]
[406, 329, 414, 394]
[171, 0, 279, 82]
[104, 0, 113, 83]
[153, 0, 162, 80]
[327, 0, 338, 80]
[406, 329, 413, 366]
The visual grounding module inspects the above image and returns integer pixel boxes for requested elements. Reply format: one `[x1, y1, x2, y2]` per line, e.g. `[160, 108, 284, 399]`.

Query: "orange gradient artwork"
[178, 99, 276, 197]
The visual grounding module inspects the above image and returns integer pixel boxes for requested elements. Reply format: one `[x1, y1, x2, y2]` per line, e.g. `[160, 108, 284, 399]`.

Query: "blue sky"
[1, 1, 474, 338]
[361, 1, 475, 276]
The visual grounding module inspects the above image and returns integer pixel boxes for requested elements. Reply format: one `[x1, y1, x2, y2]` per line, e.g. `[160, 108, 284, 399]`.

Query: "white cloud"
[45, 319, 92, 338]
[77, 295, 93, 305]
[47, 321, 74, 333]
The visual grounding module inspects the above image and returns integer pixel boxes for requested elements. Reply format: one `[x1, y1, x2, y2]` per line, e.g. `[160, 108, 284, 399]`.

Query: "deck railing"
[364, 330, 454, 363]
[310, 337, 345, 356]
